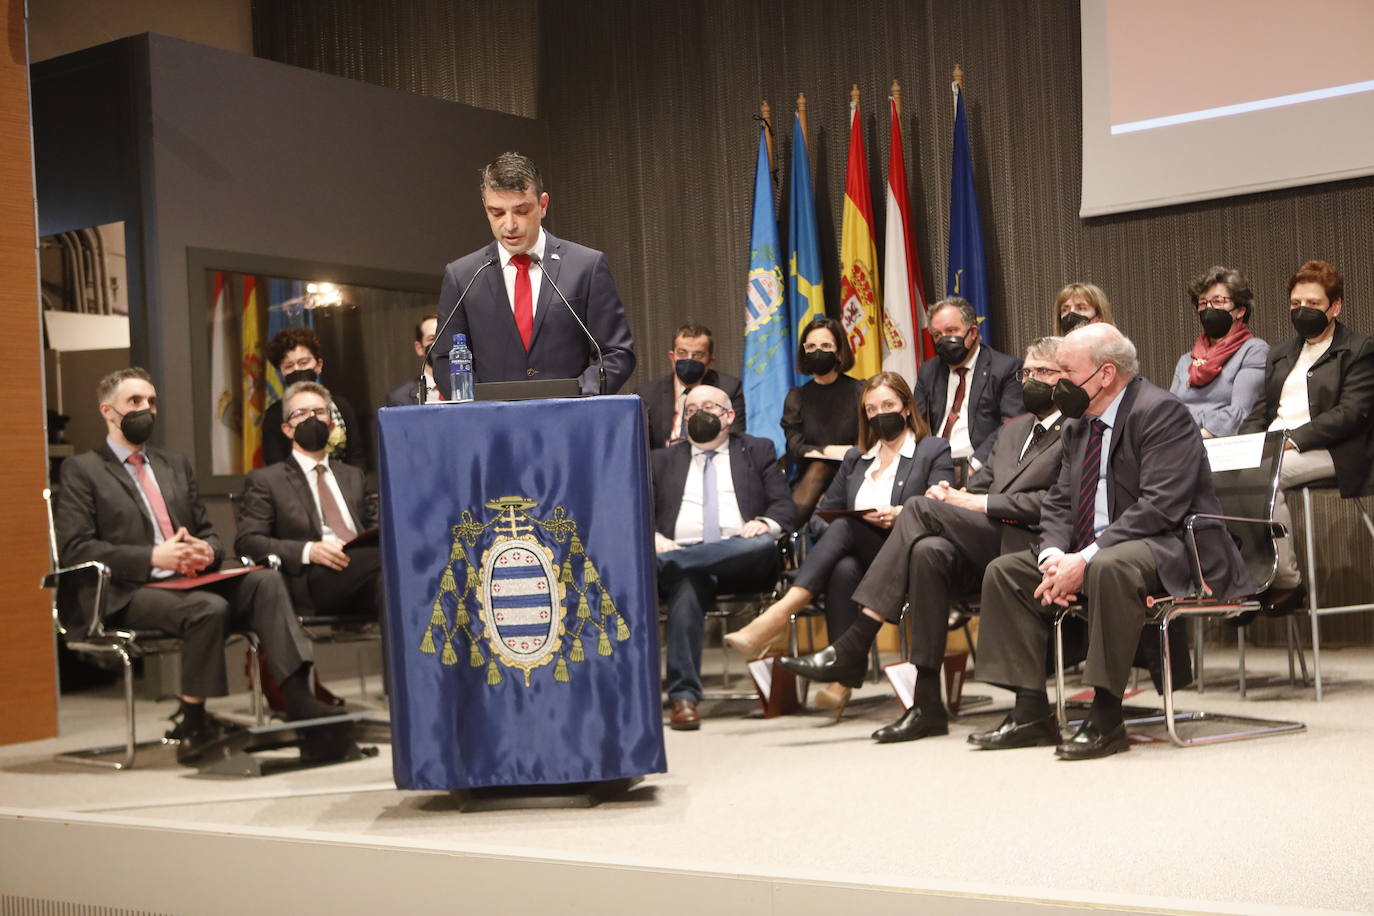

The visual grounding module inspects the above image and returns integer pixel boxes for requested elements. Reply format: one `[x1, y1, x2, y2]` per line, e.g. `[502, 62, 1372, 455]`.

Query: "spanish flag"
[839, 86, 881, 380]
[240, 275, 266, 471]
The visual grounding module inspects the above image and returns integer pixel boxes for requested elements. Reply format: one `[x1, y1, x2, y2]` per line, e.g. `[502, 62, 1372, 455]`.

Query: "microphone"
[528, 251, 606, 396]
[416, 256, 498, 404]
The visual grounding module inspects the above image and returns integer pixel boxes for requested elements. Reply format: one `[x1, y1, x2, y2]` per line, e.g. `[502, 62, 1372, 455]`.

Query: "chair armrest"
[239, 553, 283, 571]
[40, 560, 112, 639]
[1183, 513, 1284, 599]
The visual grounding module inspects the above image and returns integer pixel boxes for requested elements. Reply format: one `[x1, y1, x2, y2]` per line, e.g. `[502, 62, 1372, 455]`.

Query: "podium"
[376, 395, 666, 791]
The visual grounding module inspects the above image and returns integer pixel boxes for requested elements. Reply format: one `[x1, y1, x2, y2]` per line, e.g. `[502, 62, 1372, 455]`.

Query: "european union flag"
[947, 83, 992, 346]
[787, 111, 825, 387]
[742, 125, 790, 456]
[377, 396, 666, 790]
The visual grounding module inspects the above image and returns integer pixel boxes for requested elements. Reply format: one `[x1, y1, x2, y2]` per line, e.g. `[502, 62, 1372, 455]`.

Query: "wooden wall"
[0, 0, 58, 744]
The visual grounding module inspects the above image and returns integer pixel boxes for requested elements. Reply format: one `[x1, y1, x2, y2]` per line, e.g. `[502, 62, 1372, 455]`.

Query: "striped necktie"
[1071, 419, 1107, 552]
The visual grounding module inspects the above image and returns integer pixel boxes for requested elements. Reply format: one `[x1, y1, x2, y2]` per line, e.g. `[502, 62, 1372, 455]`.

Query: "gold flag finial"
[891, 79, 902, 118]
[850, 83, 861, 109]
[953, 64, 964, 89]
[796, 92, 809, 145]
[760, 99, 774, 171]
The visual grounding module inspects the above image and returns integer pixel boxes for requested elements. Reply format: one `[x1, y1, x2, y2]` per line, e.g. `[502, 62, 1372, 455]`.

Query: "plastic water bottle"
[448, 333, 474, 402]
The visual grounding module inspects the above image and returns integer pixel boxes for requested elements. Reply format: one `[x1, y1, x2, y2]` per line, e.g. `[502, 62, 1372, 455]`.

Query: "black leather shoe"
[778, 645, 865, 687]
[1260, 583, 1307, 617]
[170, 719, 223, 766]
[1055, 719, 1129, 760]
[967, 713, 1058, 750]
[872, 706, 949, 744]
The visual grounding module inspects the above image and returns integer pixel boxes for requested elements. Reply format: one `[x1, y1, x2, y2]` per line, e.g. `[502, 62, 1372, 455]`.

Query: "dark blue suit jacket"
[915, 344, 1023, 465]
[650, 433, 799, 539]
[816, 434, 954, 513]
[434, 232, 636, 396]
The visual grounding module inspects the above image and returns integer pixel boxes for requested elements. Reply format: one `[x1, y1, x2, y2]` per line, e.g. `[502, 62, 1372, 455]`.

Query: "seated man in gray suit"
[56, 368, 338, 763]
[971, 324, 1251, 760]
[780, 337, 1068, 744]
[236, 381, 382, 622]
[652, 385, 799, 731]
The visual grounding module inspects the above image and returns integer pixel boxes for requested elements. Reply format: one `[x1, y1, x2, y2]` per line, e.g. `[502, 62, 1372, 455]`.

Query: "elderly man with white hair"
[969, 323, 1251, 760]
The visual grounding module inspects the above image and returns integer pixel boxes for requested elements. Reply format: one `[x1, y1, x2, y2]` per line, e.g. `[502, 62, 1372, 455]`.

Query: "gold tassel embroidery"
[554, 656, 569, 682]
[440, 636, 458, 666]
[486, 658, 502, 686]
[419, 628, 437, 655]
[615, 615, 630, 642]
[570, 635, 585, 663]
[597, 629, 612, 657]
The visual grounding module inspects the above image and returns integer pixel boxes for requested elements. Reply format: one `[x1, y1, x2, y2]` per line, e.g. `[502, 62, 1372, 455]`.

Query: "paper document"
[884, 660, 917, 710]
[747, 658, 773, 698]
[1203, 432, 1265, 472]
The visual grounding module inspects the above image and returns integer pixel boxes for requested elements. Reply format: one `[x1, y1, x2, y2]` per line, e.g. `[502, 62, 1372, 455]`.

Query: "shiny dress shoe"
[967, 713, 1059, 750]
[872, 706, 949, 744]
[1260, 583, 1307, 617]
[167, 718, 223, 766]
[669, 699, 701, 731]
[778, 645, 865, 687]
[1054, 719, 1129, 760]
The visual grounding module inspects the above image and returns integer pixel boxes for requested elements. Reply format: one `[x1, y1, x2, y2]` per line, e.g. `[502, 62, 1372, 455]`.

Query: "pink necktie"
[127, 452, 175, 541]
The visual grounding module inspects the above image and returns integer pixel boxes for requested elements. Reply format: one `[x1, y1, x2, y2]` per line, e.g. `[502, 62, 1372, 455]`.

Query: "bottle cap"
[453, 333, 466, 346]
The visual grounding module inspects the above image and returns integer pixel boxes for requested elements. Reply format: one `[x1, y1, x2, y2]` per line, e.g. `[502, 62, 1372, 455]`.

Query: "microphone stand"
[415, 256, 497, 404]
[529, 252, 606, 395]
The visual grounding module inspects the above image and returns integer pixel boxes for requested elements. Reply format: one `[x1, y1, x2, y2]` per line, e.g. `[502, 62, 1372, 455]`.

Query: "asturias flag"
[881, 91, 930, 386]
[839, 91, 881, 380]
[786, 108, 825, 386]
[947, 81, 992, 345]
[742, 124, 790, 456]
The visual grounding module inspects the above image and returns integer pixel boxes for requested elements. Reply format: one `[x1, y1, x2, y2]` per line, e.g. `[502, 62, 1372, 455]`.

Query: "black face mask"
[292, 416, 331, 452]
[935, 334, 971, 367]
[687, 411, 723, 445]
[800, 350, 839, 376]
[674, 358, 707, 385]
[1052, 364, 1106, 420]
[115, 408, 155, 446]
[1198, 307, 1234, 339]
[1059, 311, 1091, 335]
[1290, 306, 1329, 340]
[869, 411, 906, 442]
[283, 368, 319, 386]
[1021, 378, 1056, 417]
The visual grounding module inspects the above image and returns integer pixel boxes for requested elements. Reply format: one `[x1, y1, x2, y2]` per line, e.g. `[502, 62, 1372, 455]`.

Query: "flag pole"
[952, 64, 964, 106]
[850, 82, 860, 113]
[891, 79, 901, 119]
[796, 92, 809, 146]
[760, 99, 774, 173]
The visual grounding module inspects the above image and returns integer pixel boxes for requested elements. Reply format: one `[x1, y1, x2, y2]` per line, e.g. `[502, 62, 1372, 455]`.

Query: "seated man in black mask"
[259, 327, 365, 468]
[638, 324, 746, 449]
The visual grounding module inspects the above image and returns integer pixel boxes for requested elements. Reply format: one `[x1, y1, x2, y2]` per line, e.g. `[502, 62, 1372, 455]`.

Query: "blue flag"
[947, 84, 992, 346]
[742, 126, 790, 456]
[377, 396, 667, 790]
[787, 113, 825, 386]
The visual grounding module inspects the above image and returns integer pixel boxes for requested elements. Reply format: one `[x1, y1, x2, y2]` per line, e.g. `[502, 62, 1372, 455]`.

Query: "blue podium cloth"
[377, 395, 667, 790]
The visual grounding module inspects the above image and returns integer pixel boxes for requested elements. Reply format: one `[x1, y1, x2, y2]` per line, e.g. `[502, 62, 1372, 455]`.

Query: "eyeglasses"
[802, 342, 838, 353]
[1015, 367, 1060, 382]
[1197, 296, 1233, 308]
[683, 402, 729, 418]
[287, 406, 331, 423]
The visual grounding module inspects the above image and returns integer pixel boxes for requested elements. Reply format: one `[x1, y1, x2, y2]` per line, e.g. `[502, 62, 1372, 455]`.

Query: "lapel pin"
[551, 252, 561, 260]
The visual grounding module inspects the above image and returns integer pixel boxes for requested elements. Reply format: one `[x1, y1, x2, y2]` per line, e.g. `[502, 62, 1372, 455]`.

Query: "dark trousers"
[978, 541, 1160, 697]
[851, 496, 1003, 668]
[791, 516, 887, 641]
[305, 544, 384, 617]
[119, 568, 313, 698]
[658, 535, 781, 702]
[790, 459, 838, 522]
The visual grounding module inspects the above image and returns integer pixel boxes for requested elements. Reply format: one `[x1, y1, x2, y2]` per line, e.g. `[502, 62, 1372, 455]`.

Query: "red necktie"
[942, 367, 969, 439]
[511, 253, 534, 351]
[127, 452, 175, 541]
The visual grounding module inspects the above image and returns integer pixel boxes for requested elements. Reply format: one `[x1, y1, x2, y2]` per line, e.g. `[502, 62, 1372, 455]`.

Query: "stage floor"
[2, 645, 1372, 915]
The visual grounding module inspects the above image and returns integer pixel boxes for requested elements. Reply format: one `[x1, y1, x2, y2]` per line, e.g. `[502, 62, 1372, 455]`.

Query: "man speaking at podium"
[433, 152, 636, 396]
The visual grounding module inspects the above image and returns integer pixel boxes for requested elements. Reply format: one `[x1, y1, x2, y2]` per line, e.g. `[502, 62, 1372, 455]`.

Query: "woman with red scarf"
[1169, 266, 1269, 438]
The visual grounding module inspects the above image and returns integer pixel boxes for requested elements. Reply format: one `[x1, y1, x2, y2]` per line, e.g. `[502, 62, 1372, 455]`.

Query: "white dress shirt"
[853, 430, 917, 511]
[499, 228, 548, 320]
[294, 449, 358, 565]
[673, 444, 745, 545]
[1270, 336, 1333, 439]
[942, 345, 981, 459]
[1018, 410, 1062, 462]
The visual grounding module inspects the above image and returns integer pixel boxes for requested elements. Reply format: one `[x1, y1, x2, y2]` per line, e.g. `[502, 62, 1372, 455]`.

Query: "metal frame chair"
[1052, 432, 1305, 747]
[1296, 482, 1374, 700]
[42, 488, 263, 769]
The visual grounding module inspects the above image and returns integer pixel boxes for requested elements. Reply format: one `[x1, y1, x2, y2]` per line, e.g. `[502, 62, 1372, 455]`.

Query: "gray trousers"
[121, 568, 313, 698]
[851, 496, 1003, 668]
[977, 540, 1161, 697]
[1272, 447, 1336, 588]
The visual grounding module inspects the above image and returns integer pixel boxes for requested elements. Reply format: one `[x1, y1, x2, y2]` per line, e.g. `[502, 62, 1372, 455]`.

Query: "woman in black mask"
[1168, 266, 1268, 438]
[259, 327, 365, 468]
[729, 372, 953, 713]
[1052, 282, 1115, 336]
[780, 316, 865, 520]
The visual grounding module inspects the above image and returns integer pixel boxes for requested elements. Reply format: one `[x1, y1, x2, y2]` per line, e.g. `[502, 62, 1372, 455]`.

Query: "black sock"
[913, 666, 945, 715]
[1089, 688, 1123, 731]
[280, 666, 331, 719]
[1012, 688, 1050, 723]
[830, 613, 883, 664]
[178, 699, 206, 729]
